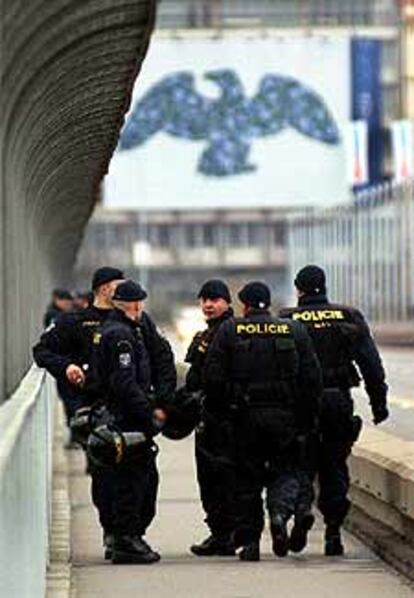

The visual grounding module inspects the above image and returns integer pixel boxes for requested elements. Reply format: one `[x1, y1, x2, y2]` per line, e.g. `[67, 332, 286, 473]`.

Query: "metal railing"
[288, 180, 414, 323]
[0, 368, 54, 598]
[156, 0, 400, 30]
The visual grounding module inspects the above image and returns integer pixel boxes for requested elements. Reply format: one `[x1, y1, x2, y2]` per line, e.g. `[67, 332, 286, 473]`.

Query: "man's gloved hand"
[372, 404, 389, 425]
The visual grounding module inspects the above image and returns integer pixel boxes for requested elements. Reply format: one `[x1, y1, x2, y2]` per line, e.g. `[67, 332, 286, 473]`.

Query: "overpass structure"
[1, 2, 414, 597]
[1, 0, 155, 400]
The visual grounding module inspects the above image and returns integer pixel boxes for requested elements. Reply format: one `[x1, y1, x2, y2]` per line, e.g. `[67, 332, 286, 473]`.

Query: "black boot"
[141, 536, 161, 560]
[270, 515, 289, 558]
[239, 541, 260, 562]
[289, 512, 315, 554]
[103, 531, 114, 560]
[325, 525, 344, 556]
[190, 535, 235, 557]
[112, 535, 161, 564]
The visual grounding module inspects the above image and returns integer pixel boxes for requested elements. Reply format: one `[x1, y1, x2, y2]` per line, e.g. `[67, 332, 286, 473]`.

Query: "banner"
[104, 32, 351, 210]
[351, 39, 383, 185]
[344, 120, 369, 186]
[392, 120, 414, 182]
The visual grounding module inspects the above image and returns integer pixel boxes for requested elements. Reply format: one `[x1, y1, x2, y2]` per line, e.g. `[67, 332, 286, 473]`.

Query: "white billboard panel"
[104, 33, 351, 210]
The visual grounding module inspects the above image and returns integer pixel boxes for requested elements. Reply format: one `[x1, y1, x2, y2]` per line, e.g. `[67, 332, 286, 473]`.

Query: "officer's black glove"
[372, 404, 389, 425]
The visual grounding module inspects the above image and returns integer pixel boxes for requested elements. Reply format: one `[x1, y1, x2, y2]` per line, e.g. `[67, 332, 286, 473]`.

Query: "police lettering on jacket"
[291, 309, 345, 323]
[235, 322, 290, 335]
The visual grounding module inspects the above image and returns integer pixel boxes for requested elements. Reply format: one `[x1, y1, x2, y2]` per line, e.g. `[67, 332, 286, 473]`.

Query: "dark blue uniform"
[98, 309, 158, 539]
[33, 306, 176, 536]
[185, 309, 236, 553]
[280, 295, 388, 532]
[204, 309, 322, 550]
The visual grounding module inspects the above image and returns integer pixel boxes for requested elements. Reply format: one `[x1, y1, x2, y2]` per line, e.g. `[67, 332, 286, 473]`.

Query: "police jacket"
[184, 308, 233, 393]
[33, 306, 176, 406]
[140, 313, 177, 408]
[98, 309, 153, 433]
[203, 309, 323, 433]
[279, 295, 388, 410]
[33, 305, 112, 402]
[43, 303, 63, 328]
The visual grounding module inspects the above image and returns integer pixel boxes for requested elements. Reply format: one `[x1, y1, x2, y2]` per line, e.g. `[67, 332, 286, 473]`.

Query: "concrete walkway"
[70, 437, 414, 598]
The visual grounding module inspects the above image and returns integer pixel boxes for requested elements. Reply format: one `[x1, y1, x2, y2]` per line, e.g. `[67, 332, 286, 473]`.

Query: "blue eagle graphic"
[120, 69, 340, 177]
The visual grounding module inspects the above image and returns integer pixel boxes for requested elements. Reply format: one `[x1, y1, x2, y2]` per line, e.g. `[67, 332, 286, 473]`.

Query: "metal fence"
[156, 0, 400, 29]
[288, 180, 414, 323]
[0, 368, 54, 598]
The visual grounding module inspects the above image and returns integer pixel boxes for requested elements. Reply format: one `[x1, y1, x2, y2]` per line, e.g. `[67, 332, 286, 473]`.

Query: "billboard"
[104, 33, 351, 210]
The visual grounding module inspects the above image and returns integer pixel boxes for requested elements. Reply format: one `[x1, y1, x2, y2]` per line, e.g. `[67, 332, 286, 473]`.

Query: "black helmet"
[87, 425, 148, 469]
[162, 388, 202, 441]
[87, 425, 124, 469]
[70, 405, 114, 447]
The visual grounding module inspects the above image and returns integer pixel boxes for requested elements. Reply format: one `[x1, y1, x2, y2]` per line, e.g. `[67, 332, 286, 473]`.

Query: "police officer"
[280, 265, 389, 556]
[43, 288, 74, 328]
[204, 282, 322, 561]
[42, 288, 76, 437]
[97, 280, 166, 564]
[33, 267, 176, 557]
[186, 280, 236, 557]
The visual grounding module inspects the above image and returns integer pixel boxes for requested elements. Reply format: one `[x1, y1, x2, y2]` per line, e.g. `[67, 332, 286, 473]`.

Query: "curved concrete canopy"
[0, 0, 156, 397]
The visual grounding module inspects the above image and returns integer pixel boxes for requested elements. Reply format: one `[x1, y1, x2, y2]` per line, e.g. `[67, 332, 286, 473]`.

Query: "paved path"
[70, 437, 414, 598]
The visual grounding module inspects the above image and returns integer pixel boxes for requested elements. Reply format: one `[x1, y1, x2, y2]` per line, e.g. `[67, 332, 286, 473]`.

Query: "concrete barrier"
[348, 426, 414, 580]
[373, 323, 414, 348]
[0, 367, 54, 598]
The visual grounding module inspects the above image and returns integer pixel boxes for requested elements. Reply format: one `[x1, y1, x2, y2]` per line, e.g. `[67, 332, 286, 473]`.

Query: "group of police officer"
[33, 264, 389, 565]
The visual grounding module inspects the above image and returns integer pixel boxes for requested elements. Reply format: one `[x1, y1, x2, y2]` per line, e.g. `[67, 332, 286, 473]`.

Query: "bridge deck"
[69, 437, 413, 598]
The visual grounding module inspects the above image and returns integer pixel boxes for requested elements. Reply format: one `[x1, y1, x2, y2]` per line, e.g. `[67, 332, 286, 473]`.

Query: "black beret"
[91, 267, 124, 290]
[197, 279, 231, 303]
[294, 265, 326, 295]
[112, 280, 147, 302]
[238, 282, 271, 309]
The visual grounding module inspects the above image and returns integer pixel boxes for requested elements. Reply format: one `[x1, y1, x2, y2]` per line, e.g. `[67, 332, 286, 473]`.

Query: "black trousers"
[234, 407, 300, 543]
[317, 389, 354, 526]
[295, 389, 355, 527]
[195, 410, 236, 538]
[90, 452, 159, 537]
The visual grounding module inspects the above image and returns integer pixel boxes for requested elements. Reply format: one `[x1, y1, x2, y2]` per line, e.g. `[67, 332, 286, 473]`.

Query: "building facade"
[75, 207, 290, 318]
